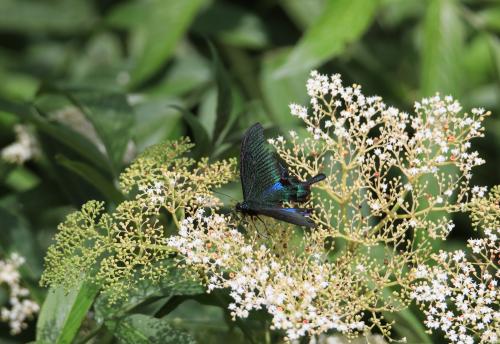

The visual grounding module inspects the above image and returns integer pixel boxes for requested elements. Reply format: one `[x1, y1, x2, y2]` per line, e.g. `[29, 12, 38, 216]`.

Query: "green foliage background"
[0, 0, 498, 343]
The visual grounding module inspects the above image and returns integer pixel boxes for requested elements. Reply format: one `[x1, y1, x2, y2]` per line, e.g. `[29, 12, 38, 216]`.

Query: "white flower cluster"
[167, 71, 493, 342]
[0, 253, 39, 335]
[411, 243, 499, 343]
[281, 71, 489, 242]
[1, 124, 40, 164]
[167, 210, 366, 341]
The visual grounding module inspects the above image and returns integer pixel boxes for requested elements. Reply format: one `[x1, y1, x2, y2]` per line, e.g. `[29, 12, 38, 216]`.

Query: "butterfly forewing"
[240, 123, 285, 203]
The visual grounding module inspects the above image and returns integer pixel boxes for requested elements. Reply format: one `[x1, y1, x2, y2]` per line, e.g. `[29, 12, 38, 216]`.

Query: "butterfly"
[235, 123, 325, 228]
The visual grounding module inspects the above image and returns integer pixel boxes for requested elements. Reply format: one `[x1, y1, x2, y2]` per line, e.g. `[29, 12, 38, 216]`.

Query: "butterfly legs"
[252, 215, 269, 239]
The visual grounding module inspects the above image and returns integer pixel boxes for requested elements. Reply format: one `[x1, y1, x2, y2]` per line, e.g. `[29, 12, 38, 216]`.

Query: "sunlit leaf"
[36, 281, 99, 344]
[421, 0, 465, 96]
[279, 0, 326, 29]
[128, 0, 207, 86]
[275, 0, 379, 78]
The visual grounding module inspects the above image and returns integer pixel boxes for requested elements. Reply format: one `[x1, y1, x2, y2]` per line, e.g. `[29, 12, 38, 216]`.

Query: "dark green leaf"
[36, 281, 99, 344]
[384, 308, 432, 343]
[193, 3, 269, 49]
[171, 105, 211, 158]
[0, 0, 96, 34]
[0, 98, 112, 173]
[56, 155, 124, 204]
[0, 207, 43, 279]
[208, 42, 233, 145]
[94, 261, 203, 325]
[66, 92, 135, 174]
[115, 314, 196, 344]
[478, 5, 500, 33]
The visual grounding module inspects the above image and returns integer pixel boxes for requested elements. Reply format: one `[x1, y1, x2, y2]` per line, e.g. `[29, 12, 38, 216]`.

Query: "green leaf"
[66, 91, 135, 174]
[478, 5, 500, 33]
[192, 3, 270, 49]
[171, 105, 211, 158]
[129, 0, 208, 86]
[279, 0, 326, 29]
[463, 33, 496, 86]
[94, 261, 203, 326]
[384, 307, 432, 343]
[208, 42, 233, 145]
[0, 0, 96, 34]
[0, 98, 112, 173]
[0, 207, 43, 279]
[149, 46, 211, 97]
[56, 155, 124, 204]
[115, 314, 196, 344]
[260, 49, 309, 128]
[421, 0, 465, 97]
[131, 97, 183, 151]
[487, 34, 500, 82]
[275, 0, 379, 78]
[36, 281, 99, 344]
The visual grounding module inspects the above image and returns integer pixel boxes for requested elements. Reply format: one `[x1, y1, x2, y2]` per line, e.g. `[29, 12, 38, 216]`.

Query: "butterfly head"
[235, 202, 246, 212]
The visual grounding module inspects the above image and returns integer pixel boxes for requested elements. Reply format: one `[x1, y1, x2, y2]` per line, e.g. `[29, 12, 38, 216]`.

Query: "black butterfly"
[235, 123, 324, 228]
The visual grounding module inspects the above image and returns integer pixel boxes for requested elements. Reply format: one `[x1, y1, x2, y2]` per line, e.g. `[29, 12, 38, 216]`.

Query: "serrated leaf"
[36, 281, 99, 344]
[275, 0, 379, 78]
[115, 314, 196, 344]
[421, 0, 465, 97]
[129, 0, 207, 86]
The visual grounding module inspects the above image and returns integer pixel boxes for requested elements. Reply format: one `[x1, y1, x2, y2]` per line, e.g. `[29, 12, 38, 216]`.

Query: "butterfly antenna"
[254, 216, 270, 239]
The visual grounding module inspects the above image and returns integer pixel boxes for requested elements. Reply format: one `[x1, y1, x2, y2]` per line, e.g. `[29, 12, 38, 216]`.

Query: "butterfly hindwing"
[252, 204, 314, 228]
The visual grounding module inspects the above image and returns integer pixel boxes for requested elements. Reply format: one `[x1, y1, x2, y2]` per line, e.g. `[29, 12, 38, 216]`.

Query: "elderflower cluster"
[0, 253, 39, 335]
[41, 138, 236, 302]
[1, 124, 40, 164]
[412, 186, 500, 343]
[168, 210, 368, 340]
[167, 71, 492, 341]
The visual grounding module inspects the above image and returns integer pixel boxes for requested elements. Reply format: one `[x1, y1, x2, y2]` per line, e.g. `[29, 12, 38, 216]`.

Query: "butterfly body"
[279, 164, 326, 203]
[236, 123, 324, 228]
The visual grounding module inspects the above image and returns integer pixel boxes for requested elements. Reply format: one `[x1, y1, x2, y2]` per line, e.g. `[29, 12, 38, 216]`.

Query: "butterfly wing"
[240, 123, 288, 203]
[253, 205, 315, 228]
